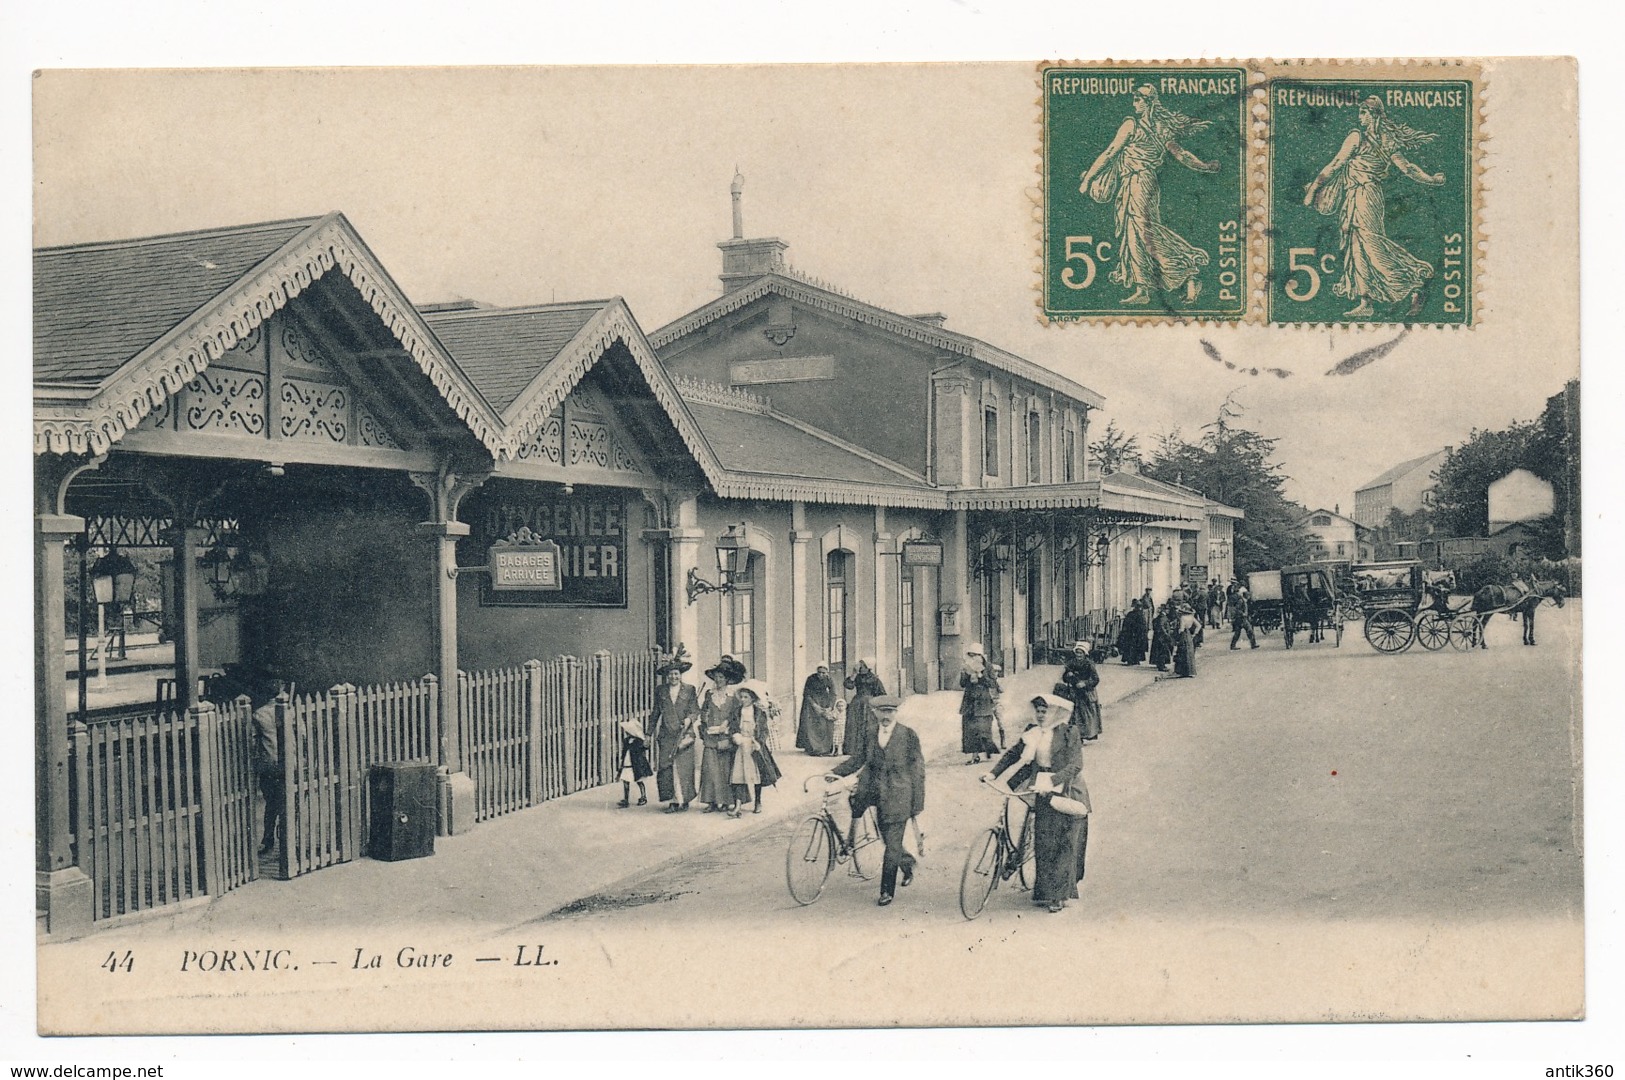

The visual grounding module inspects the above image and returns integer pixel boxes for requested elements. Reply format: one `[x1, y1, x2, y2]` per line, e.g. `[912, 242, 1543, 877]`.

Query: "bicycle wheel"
[1415, 611, 1450, 651]
[1448, 616, 1482, 651]
[848, 806, 880, 881]
[959, 827, 1003, 920]
[785, 816, 834, 905]
[1014, 814, 1037, 891]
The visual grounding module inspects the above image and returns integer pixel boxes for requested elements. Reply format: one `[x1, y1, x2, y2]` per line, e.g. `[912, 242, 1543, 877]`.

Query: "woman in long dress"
[1303, 95, 1446, 318]
[959, 644, 1003, 765]
[1149, 604, 1175, 672]
[730, 681, 783, 817]
[1115, 600, 1148, 666]
[1081, 85, 1221, 307]
[1173, 601, 1199, 679]
[795, 664, 838, 756]
[698, 657, 746, 813]
[983, 695, 1089, 913]
[1058, 641, 1102, 741]
[842, 658, 886, 756]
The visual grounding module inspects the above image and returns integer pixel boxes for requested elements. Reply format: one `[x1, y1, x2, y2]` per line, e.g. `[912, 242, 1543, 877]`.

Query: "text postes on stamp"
[1267, 74, 1476, 326]
[1042, 65, 1249, 323]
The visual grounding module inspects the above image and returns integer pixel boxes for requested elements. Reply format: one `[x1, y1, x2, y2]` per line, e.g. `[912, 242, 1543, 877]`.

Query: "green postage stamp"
[1041, 65, 1249, 322]
[1266, 65, 1477, 325]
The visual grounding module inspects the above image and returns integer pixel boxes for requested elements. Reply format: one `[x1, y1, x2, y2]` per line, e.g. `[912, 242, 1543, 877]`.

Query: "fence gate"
[69, 699, 257, 923]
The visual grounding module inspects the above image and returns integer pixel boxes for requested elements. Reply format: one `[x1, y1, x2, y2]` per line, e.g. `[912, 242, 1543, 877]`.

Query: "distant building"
[1298, 508, 1372, 563]
[1353, 448, 1450, 529]
[1487, 468, 1555, 531]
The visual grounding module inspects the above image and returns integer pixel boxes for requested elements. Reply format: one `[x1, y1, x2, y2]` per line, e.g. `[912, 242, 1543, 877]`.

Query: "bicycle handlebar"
[804, 773, 858, 794]
[978, 776, 1037, 802]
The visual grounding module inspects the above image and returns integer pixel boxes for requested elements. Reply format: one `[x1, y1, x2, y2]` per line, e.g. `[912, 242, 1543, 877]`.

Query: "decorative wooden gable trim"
[493, 299, 726, 483]
[509, 383, 652, 478]
[132, 307, 416, 454]
[35, 213, 504, 458]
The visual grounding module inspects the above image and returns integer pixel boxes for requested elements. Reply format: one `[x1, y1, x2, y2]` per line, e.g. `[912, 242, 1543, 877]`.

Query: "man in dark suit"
[649, 657, 701, 812]
[826, 696, 926, 907]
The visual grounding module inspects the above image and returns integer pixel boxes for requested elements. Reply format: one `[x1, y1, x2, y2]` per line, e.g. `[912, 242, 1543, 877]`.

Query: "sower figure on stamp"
[650, 652, 700, 813]
[826, 696, 925, 908]
[1081, 85, 1221, 307]
[1304, 95, 1445, 319]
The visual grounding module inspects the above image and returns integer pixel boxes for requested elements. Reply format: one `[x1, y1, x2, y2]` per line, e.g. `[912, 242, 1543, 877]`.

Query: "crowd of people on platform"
[1114, 578, 1265, 678]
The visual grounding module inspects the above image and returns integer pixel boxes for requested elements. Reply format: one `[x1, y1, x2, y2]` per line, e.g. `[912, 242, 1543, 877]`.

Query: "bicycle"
[958, 778, 1037, 919]
[785, 774, 882, 905]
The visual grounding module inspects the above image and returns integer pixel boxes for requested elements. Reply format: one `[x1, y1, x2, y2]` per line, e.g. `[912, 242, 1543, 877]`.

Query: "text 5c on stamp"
[1266, 74, 1476, 326]
[1041, 65, 1249, 323]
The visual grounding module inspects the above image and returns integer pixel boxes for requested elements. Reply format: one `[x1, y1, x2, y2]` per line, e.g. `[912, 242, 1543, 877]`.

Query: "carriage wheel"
[1415, 612, 1451, 651]
[1363, 609, 1415, 653]
[1448, 616, 1483, 651]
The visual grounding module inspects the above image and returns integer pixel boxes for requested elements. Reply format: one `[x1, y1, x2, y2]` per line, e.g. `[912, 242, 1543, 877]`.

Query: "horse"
[1470, 578, 1567, 647]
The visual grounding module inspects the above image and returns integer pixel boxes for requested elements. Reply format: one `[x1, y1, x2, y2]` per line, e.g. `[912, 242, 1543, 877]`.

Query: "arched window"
[727, 554, 758, 672]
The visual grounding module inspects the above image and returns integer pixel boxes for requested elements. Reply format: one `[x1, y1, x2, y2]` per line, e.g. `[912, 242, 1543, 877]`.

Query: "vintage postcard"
[29, 58, 1580, 1036]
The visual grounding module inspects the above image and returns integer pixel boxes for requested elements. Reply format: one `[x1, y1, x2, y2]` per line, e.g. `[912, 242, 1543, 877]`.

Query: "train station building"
[33, 203, 1238, 935]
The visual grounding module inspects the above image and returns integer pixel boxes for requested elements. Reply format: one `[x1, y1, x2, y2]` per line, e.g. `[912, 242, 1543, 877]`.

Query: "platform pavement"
[46, 650, 1184, 947]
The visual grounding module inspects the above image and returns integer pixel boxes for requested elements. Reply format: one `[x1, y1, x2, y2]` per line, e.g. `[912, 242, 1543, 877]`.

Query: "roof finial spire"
[730, 167, 745, 239]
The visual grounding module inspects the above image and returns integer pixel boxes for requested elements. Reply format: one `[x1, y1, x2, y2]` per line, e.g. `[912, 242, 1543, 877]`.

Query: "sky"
[29, 60, 1576, 515]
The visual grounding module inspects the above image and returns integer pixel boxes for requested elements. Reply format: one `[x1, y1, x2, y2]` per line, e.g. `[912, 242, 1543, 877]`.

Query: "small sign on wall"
[938, 603, 961, 636]
[902, 540, 944, 567]
[490, 539, 563, 592]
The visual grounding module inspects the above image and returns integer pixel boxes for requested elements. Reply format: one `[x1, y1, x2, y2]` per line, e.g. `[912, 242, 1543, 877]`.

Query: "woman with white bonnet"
[959, 643, 1002, 765]
[982, 694, 1090, 913]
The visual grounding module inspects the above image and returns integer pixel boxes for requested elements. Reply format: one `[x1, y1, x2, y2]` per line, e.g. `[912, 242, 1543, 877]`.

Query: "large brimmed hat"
[735, 679, 770, 703]
[705, 657, 748, 685]
[1032, 693, 1073, 717]
[656, 656, 692, 676]
[965, 642, 985, 656]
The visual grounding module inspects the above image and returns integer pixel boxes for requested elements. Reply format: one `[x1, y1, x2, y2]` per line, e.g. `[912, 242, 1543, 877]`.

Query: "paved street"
[39, 605, 1583, 1032]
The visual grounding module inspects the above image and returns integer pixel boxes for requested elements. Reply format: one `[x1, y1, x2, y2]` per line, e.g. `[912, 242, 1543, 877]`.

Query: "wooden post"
[595, 651, 613, 780]
[162, 524, 209, 712]
[561, 656, 579, 793]
[36, 511, 94, 936]
[331, 684, 359, 861]
[273, 691, 294, 880]
[525, 659, 543, 806]
[192, 700, 222, 897]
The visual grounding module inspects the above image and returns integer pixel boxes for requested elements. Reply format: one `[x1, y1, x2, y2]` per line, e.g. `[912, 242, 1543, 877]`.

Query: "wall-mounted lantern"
[686, 523, 749, 604]
[1139, 536, 1165, 563]
[1081, 532, 1112, 567]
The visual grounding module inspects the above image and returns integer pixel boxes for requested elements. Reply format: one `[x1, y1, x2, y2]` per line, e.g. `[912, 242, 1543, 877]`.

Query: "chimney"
[717, 170, 789, 293]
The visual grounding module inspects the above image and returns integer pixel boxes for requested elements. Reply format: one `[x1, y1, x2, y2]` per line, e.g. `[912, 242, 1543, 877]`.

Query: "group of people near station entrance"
[619, 649, 784, 819]
[1113, 579, 1266, 676]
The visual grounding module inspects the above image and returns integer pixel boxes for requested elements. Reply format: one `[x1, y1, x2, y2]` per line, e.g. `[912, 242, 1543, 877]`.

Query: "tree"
[1087, 420, 1140, 475]
[1140, 399, 1311, 576]
[1431, 421, 1538, 539]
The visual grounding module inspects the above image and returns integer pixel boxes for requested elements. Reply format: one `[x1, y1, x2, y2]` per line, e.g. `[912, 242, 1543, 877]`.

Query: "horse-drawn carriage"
[1246, 565, 1346, 647]
[1354, 562, 1478, 653]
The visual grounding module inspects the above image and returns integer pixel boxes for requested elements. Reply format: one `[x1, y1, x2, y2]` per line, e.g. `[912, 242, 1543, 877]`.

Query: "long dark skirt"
[843, 698, 875, 755]
[699, 744, 735, 805]
[1149, 629, 1174, 669]
[961, 713, 999, 755]
[1031, 797, 1087, 903]
[1174, 631, 1197, 678]
[796, 705, 835, 756]
[1116, 620, 1147, 665]
[1072, 693, 1102, 740]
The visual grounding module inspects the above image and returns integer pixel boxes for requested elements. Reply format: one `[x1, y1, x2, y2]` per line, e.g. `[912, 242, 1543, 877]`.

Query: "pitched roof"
[422, 302, 608, 413]
[1357, 448, 1448, 492]
[649, 273, 1105, 410]
[685, 402, 928, 489]
[34, 213, 507, 457]
[34, 217, 323, 385]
